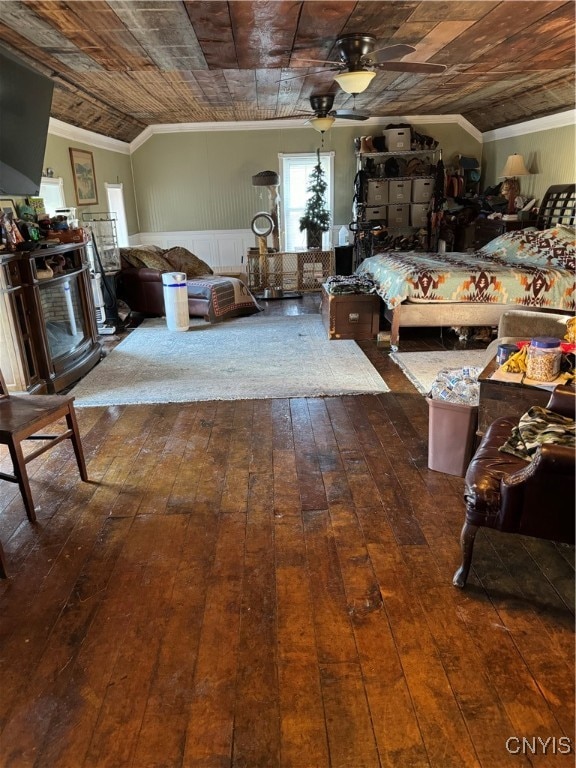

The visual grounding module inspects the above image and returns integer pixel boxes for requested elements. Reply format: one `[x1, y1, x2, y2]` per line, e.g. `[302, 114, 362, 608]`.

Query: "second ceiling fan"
[275, 93, 370, 132]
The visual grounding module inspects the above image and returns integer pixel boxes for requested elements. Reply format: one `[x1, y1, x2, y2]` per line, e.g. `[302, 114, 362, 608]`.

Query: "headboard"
[536, 183, 576, 229]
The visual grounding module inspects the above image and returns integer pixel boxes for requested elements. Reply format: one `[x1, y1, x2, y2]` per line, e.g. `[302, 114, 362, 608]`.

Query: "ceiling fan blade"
[375, 61, 446, 74]
[367, 43, 416, 62]
[265, 113, 313, 120]
[331, 109, 370, 121]
[295, 57, 344, 66]
[277, 67, 339, 83]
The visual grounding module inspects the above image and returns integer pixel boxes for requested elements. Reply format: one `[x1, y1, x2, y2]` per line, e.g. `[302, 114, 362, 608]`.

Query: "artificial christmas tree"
[299, 149, 331, 249]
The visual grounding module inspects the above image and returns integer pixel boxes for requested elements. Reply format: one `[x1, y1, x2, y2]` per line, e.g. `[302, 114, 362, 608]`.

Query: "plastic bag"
[429, 366, 482, 406]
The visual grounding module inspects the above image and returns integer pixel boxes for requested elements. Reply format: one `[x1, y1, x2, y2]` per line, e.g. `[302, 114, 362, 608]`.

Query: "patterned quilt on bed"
[355, 225, 575, 311]
[186, 276, 262, 323]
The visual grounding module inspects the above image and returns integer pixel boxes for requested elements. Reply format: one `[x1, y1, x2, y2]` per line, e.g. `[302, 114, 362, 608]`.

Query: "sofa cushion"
[163, 246, 213, 278]
[120, 245, 165, 269]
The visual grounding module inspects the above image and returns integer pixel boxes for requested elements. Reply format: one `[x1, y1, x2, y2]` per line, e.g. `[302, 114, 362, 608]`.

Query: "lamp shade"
[499, 154, 529, 178]
[309, 116, 335, 133]
[333, 70, 376, 95]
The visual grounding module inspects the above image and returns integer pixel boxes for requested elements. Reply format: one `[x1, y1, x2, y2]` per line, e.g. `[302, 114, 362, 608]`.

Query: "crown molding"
[129, 113, 482, 151]
[48, 117, 130, 154]
[482, 110, 576, 142]
[56, 108, 569, 155]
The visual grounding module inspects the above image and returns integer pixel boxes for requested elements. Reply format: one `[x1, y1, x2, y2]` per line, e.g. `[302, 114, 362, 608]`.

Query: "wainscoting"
[131, 227, 342, 270]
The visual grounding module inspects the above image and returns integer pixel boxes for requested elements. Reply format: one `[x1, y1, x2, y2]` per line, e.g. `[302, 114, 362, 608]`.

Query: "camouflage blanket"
[499, 405, 575, 460]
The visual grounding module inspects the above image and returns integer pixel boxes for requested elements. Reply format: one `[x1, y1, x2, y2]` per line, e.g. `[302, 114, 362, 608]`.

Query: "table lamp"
[499, 154, 530, 214]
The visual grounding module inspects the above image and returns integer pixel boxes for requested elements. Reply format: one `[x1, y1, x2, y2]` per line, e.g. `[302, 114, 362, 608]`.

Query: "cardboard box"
[384, 128, 411, 151]
[321, 284, 380, 340]
[386, 205, 409, 227]
[366, 179, 388, 205]
[410, 203, 429, 228]
[411, 178, 433, 203]
[388, 179, 412, 203]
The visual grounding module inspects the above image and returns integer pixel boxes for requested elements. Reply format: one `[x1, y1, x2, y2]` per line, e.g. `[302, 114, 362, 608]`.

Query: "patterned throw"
[355, 225, 575, 311]
[499, 405, 576, 460]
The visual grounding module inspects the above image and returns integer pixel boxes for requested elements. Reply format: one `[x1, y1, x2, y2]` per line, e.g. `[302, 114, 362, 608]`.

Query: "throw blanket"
[326, 275, 376, 294]
[499, 405, 576, 460]
[186, 276, 262, 323]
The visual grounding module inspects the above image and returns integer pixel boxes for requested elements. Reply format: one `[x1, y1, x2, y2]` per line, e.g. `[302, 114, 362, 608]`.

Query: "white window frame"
[105, 182, 129, 247]
[38, 176, 65, 216]
[279, 151, 335, 251]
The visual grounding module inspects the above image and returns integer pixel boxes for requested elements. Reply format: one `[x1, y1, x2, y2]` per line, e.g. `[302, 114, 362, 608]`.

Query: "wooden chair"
[0, 369, 88, 577]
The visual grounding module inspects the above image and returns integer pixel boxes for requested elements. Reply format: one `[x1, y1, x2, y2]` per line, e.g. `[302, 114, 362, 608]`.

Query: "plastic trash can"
[427, 397, 478, 477]
[162, 272, 189, 331]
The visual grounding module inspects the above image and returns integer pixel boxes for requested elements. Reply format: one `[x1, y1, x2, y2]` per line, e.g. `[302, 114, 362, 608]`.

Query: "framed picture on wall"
[0, 198, 17, 218]
[69, 148, 98, 205]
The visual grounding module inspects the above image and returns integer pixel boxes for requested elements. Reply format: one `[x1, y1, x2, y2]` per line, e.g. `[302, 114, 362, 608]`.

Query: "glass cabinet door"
[38, 274, 88, 361]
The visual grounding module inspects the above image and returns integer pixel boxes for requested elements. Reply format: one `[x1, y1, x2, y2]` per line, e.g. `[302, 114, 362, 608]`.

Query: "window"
[38, 177, 65, 216]
[105, 183, 129, 247]
[279, 152, 334, 251]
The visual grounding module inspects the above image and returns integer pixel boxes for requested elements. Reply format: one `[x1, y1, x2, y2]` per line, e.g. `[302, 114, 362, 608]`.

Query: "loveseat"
[117, 245, 260, 322]
[117, 245, 214, 317]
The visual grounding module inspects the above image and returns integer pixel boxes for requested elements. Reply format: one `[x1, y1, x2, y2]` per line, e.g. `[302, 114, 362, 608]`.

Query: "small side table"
[478, 358, 552, 434]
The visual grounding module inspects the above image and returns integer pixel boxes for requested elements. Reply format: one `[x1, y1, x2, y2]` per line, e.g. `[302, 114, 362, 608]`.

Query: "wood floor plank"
[0, 298, 572, 768]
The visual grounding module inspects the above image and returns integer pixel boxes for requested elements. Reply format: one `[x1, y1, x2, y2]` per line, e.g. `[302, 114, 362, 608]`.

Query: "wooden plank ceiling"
[0, 1, 574, 143]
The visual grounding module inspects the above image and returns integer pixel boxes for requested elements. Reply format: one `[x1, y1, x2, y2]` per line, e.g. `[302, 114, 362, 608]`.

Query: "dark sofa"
[116, 245, 261, 323]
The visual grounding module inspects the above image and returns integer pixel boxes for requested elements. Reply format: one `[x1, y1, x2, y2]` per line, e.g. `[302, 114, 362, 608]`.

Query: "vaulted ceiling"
[0, 1, 574, 144]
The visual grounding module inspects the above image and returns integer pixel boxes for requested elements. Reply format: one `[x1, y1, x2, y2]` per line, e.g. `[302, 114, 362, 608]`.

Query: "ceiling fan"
[293, 33, 447, 94]
[272, 93, 370, 133]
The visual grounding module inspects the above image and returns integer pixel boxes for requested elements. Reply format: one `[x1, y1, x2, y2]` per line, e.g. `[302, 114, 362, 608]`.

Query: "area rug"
[389, 349, 489, 395]
[71, 314, 389, 406]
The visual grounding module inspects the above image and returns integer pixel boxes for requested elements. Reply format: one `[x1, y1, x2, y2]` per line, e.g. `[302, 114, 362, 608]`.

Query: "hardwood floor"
[1, 296, 574, 768]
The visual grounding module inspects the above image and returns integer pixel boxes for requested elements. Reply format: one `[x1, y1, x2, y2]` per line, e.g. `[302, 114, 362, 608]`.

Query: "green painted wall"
[41, 133, 139, 234]
[482, 125, 575, 205]
[131, 121, 481, 232]
[37, 118, 573, 237]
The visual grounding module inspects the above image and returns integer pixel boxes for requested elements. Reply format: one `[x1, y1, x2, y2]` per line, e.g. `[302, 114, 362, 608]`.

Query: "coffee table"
[478, 357, 552, 434]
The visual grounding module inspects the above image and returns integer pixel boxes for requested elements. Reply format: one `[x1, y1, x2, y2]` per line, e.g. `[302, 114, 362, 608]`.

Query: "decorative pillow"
[163, 246, 213, 278]
[120, 245, 164, 269]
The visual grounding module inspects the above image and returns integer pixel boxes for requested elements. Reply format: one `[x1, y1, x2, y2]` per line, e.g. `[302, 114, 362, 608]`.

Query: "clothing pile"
[326, 275, 376, 295]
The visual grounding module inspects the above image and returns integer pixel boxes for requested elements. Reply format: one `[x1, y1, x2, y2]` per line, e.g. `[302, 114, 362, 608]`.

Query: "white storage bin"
[412, 178, 433, 203]
[410, 203, 429, 228]
[365, 206, 387, 221]
[384, 128, 411, 151]
[366, 180, 389, 205]
[388, 179, 412, 203]
[387, 205, 409, 227]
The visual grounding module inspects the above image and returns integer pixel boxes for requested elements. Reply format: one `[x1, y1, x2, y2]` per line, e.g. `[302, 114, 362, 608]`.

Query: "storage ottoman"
[321, 284, 380, 340]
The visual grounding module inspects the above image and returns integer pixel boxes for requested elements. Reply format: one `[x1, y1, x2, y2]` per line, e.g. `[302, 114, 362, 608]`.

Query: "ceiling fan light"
[333, 70, 376, 94]
[310, 116, 335, 133]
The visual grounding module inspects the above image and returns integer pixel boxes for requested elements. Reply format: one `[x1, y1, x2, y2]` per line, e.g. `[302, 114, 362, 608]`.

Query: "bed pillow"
[477, 225, 575, 270]
[476, 228, 536, 260]
[163, 246, 213, 278]
[131, 250, 173, 272]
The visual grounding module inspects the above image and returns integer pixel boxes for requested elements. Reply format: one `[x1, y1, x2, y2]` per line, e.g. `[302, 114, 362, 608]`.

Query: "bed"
[355, 184, 575, 349]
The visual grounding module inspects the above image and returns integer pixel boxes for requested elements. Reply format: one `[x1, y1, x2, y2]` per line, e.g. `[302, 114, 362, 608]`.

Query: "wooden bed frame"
[384, 183, 575, 350]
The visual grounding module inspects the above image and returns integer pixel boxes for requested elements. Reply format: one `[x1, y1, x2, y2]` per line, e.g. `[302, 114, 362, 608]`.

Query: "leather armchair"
[453, 384, 575, 587]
